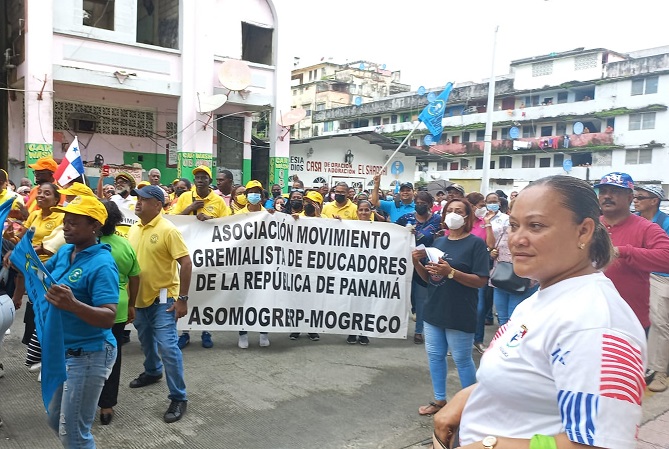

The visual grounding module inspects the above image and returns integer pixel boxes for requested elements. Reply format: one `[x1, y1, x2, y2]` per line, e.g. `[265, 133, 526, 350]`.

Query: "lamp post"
[481, 26, 499, 194]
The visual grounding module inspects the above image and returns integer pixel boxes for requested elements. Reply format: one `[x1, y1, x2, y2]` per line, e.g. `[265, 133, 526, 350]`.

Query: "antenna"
[218, 59, 252, 99]
[278, 108, 307, 141]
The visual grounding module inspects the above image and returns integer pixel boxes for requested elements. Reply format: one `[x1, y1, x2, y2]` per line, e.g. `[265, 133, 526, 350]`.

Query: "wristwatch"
[178, 295, 189, 302]
[482, 436, 498, 449]
[447, 268, 456, 279]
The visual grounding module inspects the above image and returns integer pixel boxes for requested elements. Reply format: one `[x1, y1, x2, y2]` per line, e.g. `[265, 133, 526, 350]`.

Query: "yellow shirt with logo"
[322, 200, 358, 220]
[24, 210, 64, 262]
[127, 214, 190, 308]
[236, 206, 266, 214]
[170, 189, 230, 218]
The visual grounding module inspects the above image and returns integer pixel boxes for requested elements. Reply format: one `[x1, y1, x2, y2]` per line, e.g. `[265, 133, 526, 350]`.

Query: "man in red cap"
[26, 156, 58, 213]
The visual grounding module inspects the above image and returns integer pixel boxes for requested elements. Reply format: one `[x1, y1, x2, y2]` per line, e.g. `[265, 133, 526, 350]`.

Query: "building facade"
[313, 47, 669, 195]
[1, 0, 292, 188]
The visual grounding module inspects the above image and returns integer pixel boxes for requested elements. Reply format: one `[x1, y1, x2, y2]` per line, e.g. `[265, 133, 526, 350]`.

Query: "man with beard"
[110, 172, 139, 238]
[596, 172, 669, 333]
[26, 156, 59, 213]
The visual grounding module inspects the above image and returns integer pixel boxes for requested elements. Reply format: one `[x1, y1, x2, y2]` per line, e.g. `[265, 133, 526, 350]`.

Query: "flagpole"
[481, 25, 499, 194]
[380, 121, 421, 173]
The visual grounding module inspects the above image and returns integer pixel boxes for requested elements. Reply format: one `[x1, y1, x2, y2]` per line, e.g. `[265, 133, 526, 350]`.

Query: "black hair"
[100, 200, 123, 236]
[178, 178, 192, 190]
[442, 198, 474, 233]
[415, 190, 434, 204]
[41, 182, 62, 203]
[528, 175, 614, 269]
[219, 169, 233, 181]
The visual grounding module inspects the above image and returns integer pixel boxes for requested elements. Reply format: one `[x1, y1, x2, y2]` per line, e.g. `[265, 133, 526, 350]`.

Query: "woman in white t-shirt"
[432, 175, 646, 449]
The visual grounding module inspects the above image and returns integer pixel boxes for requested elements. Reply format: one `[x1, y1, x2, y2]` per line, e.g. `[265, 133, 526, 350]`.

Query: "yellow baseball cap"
[137, 181, 150, 189]
[51, 195, 108, 225]
[245, 180, 263, 190]
[193, 165, 212, 178]
[58, 182, 95, 197]
[305, 191, 323, 204]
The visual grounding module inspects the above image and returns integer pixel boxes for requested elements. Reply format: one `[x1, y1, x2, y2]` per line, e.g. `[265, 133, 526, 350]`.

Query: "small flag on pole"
[54, 136, 85, 185]
[418, 83, 453, 142]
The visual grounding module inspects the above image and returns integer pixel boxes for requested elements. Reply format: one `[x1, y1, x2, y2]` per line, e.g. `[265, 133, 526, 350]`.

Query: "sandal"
[418, 401, 446, 416]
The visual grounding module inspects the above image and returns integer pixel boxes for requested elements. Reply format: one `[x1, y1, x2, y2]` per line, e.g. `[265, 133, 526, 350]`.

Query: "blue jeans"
[474, 287, 487, 343]
[47, 342, 116, 449]
[493, 285, 538, 325]
[411, 280, 428, 334]
[423, 322, 477, 401]
[135, 298, 187, 401]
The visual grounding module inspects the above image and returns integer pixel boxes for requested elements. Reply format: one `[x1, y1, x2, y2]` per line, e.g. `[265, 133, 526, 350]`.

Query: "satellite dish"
[218, 59, 252, 92]
[358, 63, 365, 70]
[417, 86, 426, 96]
[424, 135, 435, 146]
[573, 121, 584, 135]
[509, 127, 520, 139]
[196, 93, 228, 113]
[427, 92, 437, 103]
[381, 63, 387, 70]
[354, 97, 363, 107]
[280, 108, 307, 127]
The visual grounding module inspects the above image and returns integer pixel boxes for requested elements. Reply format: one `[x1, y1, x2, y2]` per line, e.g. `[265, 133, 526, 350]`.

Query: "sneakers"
[238, 334, 249, 349]
[473, 342, 486, 354]
[129, 372, 163, 388]
[289, 333, 300, 340]
[308, 333, 320, 341]
[201, 332, 213, 349]
[178, 333, 190, 350]
[359, 336, 370, 345]
[346, 335, 357, 344]
[164, 400, 187, 423]
[259, 334, 270, 347]
[648, 372, 668, 393]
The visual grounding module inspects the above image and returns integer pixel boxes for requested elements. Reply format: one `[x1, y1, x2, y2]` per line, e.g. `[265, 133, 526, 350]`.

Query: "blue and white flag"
[0, 197, 14, 230]
[418, 83, 453, 142]
[10, 229, 65, 413]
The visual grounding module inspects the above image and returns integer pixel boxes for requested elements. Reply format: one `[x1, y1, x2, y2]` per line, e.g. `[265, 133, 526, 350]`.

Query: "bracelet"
[530, 435, 557, 449]
[484, 224, 492, 228]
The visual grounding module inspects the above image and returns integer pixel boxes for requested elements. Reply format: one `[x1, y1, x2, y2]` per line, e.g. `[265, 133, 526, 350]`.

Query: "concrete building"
[290, 60, 410, 140]
[1, 0, 292, 189]
[313, 46, 669, 195]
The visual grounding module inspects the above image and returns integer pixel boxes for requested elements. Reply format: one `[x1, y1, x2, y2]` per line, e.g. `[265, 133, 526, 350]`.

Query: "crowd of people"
[0, 157, 668, 449]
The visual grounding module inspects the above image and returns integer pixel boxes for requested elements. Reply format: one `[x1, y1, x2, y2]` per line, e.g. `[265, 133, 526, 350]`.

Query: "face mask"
[247, 193, 262, 205]
[386, 195, 394, 201]
[304, 203, 316, 216]
[291, 200, 303, 211]
[415, 204, 429, 216]
[475, 207, 487, 219]
[486, 203, 500, 212]
[236, 194, 248, 206]
[445, 212, 465, 230]
[272, 190, 282, 198]
[335, 194, 346, 203]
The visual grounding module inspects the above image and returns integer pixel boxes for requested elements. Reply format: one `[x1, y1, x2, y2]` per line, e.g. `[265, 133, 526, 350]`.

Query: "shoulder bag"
[489, 227, 531, 293]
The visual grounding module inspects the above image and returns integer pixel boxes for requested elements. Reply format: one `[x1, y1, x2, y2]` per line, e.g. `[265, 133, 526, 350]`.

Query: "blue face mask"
[247, 193, 262, 205]
[486, 203, 500, 212]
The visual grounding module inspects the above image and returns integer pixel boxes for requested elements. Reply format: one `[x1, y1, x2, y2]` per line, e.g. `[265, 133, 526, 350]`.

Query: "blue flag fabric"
[418, 83, 454, 142]
[10, 228, 65, 413]
[0, 197, 14, 231]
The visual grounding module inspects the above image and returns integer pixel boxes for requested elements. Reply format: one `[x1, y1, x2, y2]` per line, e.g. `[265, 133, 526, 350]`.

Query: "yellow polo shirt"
[24, 210, 64, 262]
[322, 200, 358, 220]
[127, 214, 190, 308]
[170, 189, 230, 218]
[236, 206, 266, 214]
[0, 189, 24, 211]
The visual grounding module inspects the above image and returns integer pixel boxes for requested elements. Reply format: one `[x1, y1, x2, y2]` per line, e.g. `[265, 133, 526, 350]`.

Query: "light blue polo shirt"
[379, 199, 416, 223]
[45, 243, 120, 351]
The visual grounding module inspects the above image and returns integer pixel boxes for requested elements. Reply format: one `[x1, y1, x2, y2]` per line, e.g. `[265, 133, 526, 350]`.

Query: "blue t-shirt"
[45, 243, 120, 352]
[379, 199, 416, 223]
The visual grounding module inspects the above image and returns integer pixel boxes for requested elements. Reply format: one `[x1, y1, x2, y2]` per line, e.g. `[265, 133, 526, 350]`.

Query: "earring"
[578, 243, 585, 250]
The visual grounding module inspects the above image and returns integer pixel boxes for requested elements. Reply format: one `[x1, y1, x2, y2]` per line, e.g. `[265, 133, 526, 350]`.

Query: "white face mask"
[474, 207, 487, 219]
[445, 212, 465, 230]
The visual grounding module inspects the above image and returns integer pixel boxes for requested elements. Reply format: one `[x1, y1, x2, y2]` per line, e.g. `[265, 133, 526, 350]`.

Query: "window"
[437, 162, 446, 171]
[499, 156, 512, 169]
[382, 117, 390, 125]
[625, 149, 653, 164]
[501, 128, 510, 140]
[391, 115, 398, 124]
[136, 0, 178, 49]
[463, 132, 470, 142]
[522, 155, 536, 168]
[522, 125, 534, 138]
[631, 76, 659, 95]
[556, 123, 567, 136]
[316, 103, 325, 111]
[450, 162, 459, 170]
[532, 61, 553, 77]
[401, 114, 410, 122]
[312, 126, 319, 136]
[571, 153, 592, 166]
[490, 160, 495, 169]
[323, 121, 333, 132]
[553, 153, 564, 167]
[539, 157, 551, 168]
[629, 112, 656, 130]
[524, 95, 540, 107]
[475, 157, 483, 169]
[557, 92, 568, 104]
[476, 130, 485, 141]
[451, 136, 460, 144]
[84, 0, 115, 30]
[242, 22, 273, 65]
[409, 139, 418, 146]
[574, 53, 598, 70]
[541, 126, 553, 137]
[461, 159, 469, 169]
[492, 131, 498, 140]
[372, 117, 381, 126]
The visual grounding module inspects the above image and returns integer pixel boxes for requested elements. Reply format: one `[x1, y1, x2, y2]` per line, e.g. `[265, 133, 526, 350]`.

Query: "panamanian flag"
[54, 136, 85, 185]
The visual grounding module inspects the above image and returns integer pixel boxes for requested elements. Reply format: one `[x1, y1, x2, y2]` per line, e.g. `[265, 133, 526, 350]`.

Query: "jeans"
[411, 280, 428, 334]
[493, 285, 538, 326]
[47, 342, 116, 449]
[474, 287, 488, 343]
[135, 298, 187, 401]
[99, 322, 125, 408]
[423, 322, 477, 401]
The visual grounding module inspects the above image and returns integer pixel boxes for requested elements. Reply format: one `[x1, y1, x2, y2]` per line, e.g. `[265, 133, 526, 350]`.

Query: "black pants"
[98, 322, 125, 409]
[22, 301, 35, 345]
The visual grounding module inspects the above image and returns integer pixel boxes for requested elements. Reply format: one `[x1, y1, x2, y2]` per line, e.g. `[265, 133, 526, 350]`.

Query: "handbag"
[489, 228, 531, 293]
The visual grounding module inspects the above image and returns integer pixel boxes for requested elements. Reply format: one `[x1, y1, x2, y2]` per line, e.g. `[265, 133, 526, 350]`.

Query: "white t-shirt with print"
[489, 211, 509, 243]
[460, 272, 646, 449]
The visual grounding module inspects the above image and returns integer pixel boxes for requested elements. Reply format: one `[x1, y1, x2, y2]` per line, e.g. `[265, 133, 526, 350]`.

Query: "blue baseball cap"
[131, 185, 165, 205]
[594, 172, 634, 190]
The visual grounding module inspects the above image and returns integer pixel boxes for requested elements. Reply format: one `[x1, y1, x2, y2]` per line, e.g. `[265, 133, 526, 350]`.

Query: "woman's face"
[103, 185, 115, 199]
[508, 185, 593, 289]
[445, 200, 467, 217]
[62, 213, 97, 246]
[485, 194, 499, 205]
[357, 202, 372, 221]
[174, 181, 188, 197]
[36, 184, 58, 209]
[274, 198, 285, 210]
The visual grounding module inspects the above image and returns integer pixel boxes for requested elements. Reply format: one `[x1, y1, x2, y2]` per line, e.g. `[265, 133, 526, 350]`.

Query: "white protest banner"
[168, 213, 413, 338]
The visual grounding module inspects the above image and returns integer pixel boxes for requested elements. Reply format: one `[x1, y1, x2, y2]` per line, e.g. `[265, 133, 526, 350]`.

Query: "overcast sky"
[281, 0, 667, 90]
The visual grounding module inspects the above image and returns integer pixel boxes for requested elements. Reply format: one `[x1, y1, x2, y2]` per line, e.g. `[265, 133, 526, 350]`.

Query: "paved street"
[1, 307, 667, 449]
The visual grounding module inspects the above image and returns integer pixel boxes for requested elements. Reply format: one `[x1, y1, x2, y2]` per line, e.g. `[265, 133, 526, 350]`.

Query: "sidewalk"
[1, 307, 668, 448]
